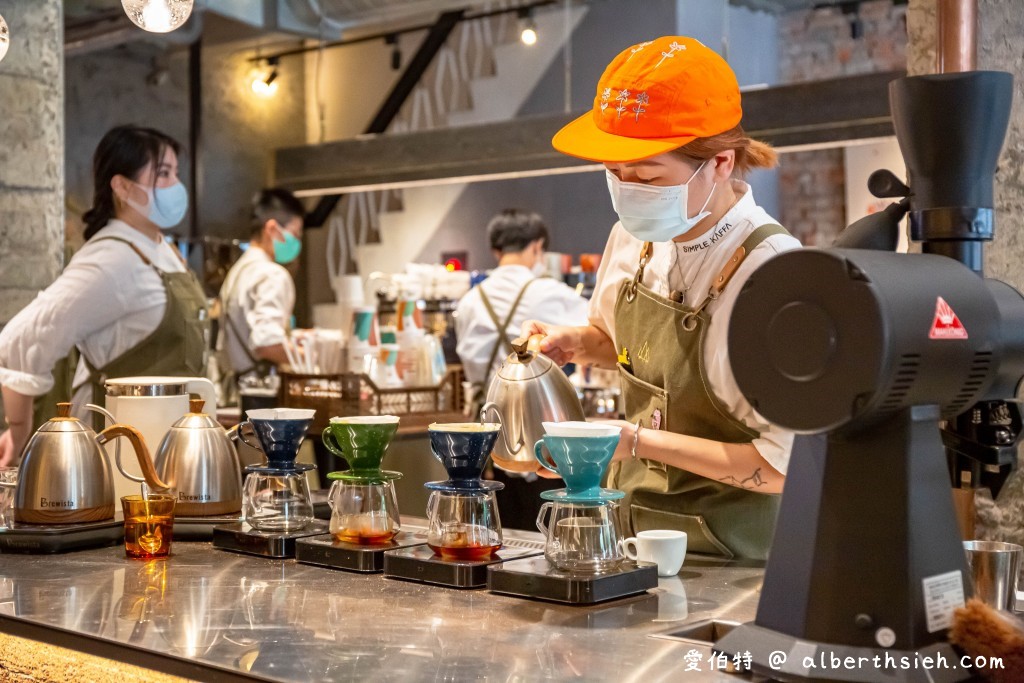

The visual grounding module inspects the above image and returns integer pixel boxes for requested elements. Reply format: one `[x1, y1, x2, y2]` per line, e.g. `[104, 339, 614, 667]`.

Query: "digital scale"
[487, 556, 658, 605]
[212, 520, 330, 558]
[0, 514, 124, 554]
[295, 530, 429, 573]
[383, 538, 543, 589]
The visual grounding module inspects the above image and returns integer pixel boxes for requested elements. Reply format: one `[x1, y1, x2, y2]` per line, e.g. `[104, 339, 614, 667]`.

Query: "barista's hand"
[520, 320, 586, 367]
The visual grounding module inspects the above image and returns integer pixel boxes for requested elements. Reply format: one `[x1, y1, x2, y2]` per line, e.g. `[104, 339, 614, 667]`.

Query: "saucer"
[540, 487, 626, 503]
[424, 479, 505, 493]
[327, 469, 403, 483]
[245, 462, 317, 474]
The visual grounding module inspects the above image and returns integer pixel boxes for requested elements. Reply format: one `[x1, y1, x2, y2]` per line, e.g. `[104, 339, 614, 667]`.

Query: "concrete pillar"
[0, 0, 64, 324]
[907, 0, 1024, 542]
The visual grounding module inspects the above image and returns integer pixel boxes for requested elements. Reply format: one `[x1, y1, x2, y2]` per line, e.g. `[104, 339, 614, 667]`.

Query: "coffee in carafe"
[423, 422, 505, 560]
[323, 415, 403, 546]
[425, 490, 502, 560]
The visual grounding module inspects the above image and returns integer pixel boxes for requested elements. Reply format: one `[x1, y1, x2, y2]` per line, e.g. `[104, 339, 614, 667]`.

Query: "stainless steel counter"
[0, 523, 765, 682]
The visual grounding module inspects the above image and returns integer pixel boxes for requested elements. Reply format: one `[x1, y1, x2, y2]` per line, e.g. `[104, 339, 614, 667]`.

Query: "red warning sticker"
[929, 297, 968, 340]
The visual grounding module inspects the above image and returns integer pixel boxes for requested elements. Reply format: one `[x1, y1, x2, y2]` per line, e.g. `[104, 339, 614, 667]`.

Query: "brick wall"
[0, 0, 64, 324]
[778, 149, 847, 247]
[777, 0, 908, 246]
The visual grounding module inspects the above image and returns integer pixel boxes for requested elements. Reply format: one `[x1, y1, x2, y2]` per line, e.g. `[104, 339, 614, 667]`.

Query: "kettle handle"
[85, 403, 123, 479]
[96, 425, 170, 491]
[480, 402, 524, 456]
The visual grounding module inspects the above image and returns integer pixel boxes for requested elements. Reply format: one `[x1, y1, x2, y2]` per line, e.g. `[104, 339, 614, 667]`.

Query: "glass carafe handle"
[426, 491, 439, 522]
[536, 502, 553, 537]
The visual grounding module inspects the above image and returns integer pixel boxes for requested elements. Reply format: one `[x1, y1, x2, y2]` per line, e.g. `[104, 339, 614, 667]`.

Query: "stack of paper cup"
[333, 275, 366, 339]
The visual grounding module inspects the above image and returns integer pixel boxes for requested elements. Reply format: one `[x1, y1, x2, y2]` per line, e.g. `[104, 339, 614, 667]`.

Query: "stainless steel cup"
[964, 540, 1022, 610]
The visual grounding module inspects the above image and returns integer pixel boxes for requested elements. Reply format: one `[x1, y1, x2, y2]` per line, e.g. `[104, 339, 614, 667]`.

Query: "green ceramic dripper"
[323, 416, 402, 482]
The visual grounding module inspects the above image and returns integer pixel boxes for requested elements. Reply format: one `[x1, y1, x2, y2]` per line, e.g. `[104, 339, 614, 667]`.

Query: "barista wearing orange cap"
[524, 37, 801, 560]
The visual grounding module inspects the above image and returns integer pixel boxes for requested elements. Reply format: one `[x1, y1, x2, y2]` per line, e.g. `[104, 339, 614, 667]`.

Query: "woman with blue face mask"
[216, 188, 305, 395]
[0, 125, 208, 464]
[522, 37, 803, 561]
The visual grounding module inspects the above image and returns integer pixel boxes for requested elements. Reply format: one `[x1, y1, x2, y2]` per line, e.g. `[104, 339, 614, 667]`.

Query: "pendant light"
[121, 0, 194, 34]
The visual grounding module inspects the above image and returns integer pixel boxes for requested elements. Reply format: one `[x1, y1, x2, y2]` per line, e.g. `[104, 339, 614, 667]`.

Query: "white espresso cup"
[621, 530, 687, 577]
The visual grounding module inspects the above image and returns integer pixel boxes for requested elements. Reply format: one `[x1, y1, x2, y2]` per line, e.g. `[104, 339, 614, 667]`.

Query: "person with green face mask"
[216, 188, 305, 391]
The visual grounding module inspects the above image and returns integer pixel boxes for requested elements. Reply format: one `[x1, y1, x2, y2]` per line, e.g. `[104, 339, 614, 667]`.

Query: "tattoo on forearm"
[719, 468, 767, 489]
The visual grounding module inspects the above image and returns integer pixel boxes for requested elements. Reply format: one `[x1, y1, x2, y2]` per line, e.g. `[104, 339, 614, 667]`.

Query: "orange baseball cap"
[553, 36, 742, 163]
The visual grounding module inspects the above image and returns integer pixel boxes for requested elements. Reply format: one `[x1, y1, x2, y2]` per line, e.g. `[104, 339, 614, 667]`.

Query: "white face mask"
[531, 259, 548, 277]
[606, 161, 716, 242]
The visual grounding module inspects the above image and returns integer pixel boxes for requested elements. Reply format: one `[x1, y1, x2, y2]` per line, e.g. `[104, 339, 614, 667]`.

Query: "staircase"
[325, 2, 589, 282]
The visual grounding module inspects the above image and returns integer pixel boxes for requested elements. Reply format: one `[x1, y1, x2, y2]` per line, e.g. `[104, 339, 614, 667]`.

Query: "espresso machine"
[715, 70, 1022, 681]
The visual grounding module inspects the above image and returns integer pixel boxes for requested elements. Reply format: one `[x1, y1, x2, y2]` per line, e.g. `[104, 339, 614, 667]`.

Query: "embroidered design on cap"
[633, 92, 649, 121]
[626, 40, 654, 62]
[550, 36, 743, 163]
[654, 41, 686, 69]
[615, 89, 631, 118]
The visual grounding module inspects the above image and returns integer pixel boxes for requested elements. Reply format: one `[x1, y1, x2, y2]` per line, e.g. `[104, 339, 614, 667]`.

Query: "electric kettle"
[9, 403, 169, 524]
[153, 400, 243, 516]
[104, 376, 217, 503]
[480, 337, 585, 473]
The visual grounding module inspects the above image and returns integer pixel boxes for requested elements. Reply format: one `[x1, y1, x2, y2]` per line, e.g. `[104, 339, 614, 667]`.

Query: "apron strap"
[72, 236, 163, 394]
[478, 277, 542, 391]
[683, 223, 791, 331]
[625, 242, 654, 303]
[220, 260, 271, 373]
[88, 236, 162, 274]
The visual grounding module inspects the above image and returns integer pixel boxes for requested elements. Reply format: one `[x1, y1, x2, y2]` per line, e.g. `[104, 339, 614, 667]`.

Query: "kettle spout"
[97, 425, 171, 492]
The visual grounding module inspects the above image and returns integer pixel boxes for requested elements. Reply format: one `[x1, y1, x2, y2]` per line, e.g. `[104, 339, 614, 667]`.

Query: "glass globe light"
[121, 0, 194, 34]
[0, 14, 10, 64]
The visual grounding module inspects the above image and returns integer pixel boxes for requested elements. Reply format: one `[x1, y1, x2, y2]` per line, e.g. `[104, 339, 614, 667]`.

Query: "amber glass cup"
[121, 494, 176, 559]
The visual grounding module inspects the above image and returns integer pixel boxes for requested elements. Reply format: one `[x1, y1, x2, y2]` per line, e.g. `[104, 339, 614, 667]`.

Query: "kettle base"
[491, 456, 541, 474]
[175, 499, 242, 516]
[15, 503, 114, 525]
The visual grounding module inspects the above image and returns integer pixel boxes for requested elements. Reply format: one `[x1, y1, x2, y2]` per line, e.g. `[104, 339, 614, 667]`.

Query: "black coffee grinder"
[715, 70, 1023, 681]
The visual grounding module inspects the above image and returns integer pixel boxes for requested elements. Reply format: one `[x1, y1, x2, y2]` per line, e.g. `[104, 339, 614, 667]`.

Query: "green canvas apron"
[608, 224, 790, 560]
[72, 237, 209, 426]
[476, 277, 543, 398]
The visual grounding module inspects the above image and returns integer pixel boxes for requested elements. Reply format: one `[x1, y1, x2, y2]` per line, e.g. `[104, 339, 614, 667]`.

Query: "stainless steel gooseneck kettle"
[481, 337, 585, 473]
[8, 403, 170, 524]
[152, 399, 243, 516]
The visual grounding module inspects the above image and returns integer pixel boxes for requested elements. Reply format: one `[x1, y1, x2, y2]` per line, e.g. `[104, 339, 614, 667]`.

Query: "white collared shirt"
[216, 246, 294, 374]
[0, 220, 187, 409]
[589, 180, 802, 474]
[455, 265, 589, 385]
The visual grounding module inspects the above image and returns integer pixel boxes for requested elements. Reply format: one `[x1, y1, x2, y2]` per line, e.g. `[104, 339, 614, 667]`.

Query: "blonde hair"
[670, 125, 777, 177]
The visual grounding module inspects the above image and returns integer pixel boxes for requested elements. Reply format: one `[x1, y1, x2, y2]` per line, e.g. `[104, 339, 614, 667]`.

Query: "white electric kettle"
[104, 376, 217, 502]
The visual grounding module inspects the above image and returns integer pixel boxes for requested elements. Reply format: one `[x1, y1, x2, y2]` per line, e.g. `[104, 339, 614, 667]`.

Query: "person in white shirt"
[523, 37, 802, 559]
[455, 209, 589, 529]
[0, 125, 208, 465]
[216, 188, 304, 388]
[455, 209, 589, 401]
